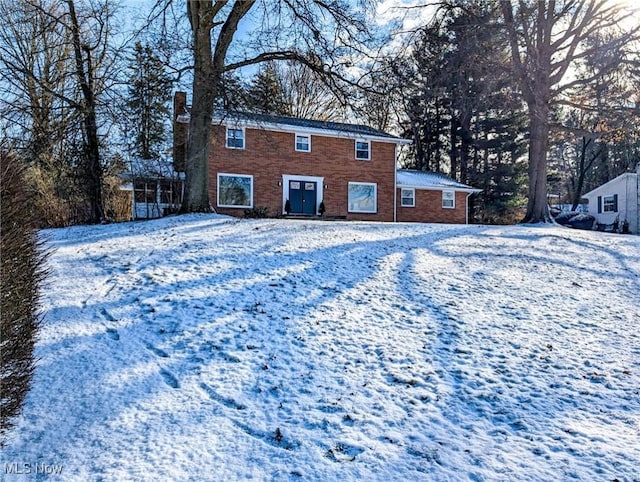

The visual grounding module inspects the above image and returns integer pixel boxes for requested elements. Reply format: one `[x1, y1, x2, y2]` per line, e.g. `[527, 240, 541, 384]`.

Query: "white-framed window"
[355, 140, 370, 160]
[442, 190, 455, 209]
[603, 194, 617, 212]
[217, 173, 253, 208]
[226, 127, 245, 149]
[348, 182, 377, 213]
[401, 188, 415, 207]
[295, 134, 311, 152]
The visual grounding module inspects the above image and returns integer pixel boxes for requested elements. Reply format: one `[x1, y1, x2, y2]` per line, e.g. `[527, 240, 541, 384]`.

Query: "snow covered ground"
[2, 214, 639, 481]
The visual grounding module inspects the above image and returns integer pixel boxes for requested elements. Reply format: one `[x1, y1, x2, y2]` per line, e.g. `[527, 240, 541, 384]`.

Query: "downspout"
[465, 192, 472, 224]
[393, 145, 398, 222]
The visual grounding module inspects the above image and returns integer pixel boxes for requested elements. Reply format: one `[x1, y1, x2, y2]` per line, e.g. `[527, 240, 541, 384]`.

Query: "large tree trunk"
[67, 0, 104, 223]
[182, 0, 255, 213]
[182, 1, 216, 213]
[522, 104, 551, 223]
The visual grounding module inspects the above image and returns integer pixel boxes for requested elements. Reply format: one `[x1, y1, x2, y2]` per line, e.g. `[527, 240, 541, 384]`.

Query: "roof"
[176, 109, 411, 144]
[582, 172, 638, 198]
[396, 169, 481, 192]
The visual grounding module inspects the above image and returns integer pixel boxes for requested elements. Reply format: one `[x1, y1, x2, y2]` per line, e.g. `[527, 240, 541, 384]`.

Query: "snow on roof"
[396, 169, 481, 192]
[177, 109, 411, 144]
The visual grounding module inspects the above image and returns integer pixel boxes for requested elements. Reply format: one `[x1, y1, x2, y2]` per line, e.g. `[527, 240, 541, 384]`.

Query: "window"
[226, 128, 244, 149]
[442, 190, 455, 209]
[401, 188, 415, 207]
[355, 140, 370, 160]
[603, 194, 617, 213]
[217, 173, 253, 208]
[295, 134, 311, 152]
[348, 182, 377, 213]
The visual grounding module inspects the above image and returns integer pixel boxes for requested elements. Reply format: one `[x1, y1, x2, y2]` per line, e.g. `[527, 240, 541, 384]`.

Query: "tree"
[560, 29, 639, 209]
[66, 0, 105, 222]
[125, 41, 174, 162]
[278, 60, 346, 121]
[396, 1, 528, 223]
[177, 0, 372, 212]
[500, 0, 639, 223]
[245, 62, 288, 115]
[0, 0, 125, 225]
[244, 60, 346, 120]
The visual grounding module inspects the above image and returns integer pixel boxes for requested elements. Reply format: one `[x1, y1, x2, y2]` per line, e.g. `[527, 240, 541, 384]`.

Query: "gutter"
[177, 113, 412, 145]
[466, 192, 472, 225]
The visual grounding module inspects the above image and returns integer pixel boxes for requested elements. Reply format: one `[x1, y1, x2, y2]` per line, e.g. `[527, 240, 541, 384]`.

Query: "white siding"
[583, 173, 639, 234]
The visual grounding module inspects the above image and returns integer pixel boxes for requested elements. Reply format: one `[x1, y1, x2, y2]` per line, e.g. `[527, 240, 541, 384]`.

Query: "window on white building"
[603, 195, 617, 212]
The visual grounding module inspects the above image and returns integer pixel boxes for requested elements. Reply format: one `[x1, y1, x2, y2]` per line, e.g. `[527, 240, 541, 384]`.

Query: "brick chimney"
[173, 92, 188, 172]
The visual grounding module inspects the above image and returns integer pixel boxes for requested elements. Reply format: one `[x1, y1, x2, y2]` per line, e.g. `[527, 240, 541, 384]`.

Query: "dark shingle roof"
[214, 110, 403, 140]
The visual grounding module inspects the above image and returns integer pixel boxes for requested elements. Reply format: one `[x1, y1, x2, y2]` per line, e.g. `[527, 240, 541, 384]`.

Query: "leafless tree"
[279, 61, 346, 121]
[500, 0, 640, 223]
[170, 0, 374, 212]
[0, 0, 124, 224]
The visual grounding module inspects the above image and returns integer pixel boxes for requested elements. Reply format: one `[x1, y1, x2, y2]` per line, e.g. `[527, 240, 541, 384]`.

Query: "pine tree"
[245, 62, 288, 115]
[399, 2, 528, 223]
[126, 41, 173, 161]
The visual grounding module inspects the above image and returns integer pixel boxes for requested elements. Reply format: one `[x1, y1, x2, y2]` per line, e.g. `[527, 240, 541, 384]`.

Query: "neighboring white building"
[583, 164, 640, 234]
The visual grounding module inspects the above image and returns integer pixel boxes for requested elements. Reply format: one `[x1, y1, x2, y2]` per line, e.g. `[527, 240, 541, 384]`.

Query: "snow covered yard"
[2, 214, 639, 481]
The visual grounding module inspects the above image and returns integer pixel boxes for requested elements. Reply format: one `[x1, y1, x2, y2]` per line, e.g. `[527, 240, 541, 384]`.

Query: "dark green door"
[289, 180, 316, 215]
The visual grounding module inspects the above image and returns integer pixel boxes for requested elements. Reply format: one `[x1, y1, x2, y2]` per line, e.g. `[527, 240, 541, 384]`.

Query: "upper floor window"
[226, 128, 244, 149]
[442, 190, 455, 208]
[295, 134, 311, 152]
[355, 140, 370, 160]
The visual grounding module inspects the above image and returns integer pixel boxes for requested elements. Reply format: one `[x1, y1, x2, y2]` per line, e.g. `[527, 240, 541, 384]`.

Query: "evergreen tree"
[245, 62, 288, 115]
[126, 41, 173, 162]
[399, 1, 528, 223]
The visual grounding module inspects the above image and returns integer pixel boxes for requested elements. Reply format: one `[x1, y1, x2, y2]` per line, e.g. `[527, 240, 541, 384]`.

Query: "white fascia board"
[396, 183, 482, 193]
[178, 113, 412, 145]
[209, 115, 412, 145]
[583, 173, 636, 198]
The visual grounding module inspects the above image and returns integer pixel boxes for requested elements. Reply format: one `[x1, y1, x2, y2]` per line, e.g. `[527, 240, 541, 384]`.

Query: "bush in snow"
[554, 211, 595, 230]
[244, 206, 269, 218]
[0, 150, 48, 439]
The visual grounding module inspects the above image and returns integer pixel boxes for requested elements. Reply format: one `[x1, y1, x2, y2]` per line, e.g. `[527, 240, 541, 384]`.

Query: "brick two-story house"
[173, 92, 479, 223]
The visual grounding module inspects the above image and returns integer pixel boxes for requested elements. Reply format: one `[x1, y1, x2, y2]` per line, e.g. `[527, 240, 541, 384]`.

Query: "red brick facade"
[396, 189, 469, 224]
[208, 124, 397, 221]
[173, 92, 477, 224]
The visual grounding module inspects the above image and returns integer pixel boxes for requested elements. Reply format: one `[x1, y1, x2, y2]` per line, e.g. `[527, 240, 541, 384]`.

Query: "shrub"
[0, 150, 48, 439]
[244, 206, 269, 218]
